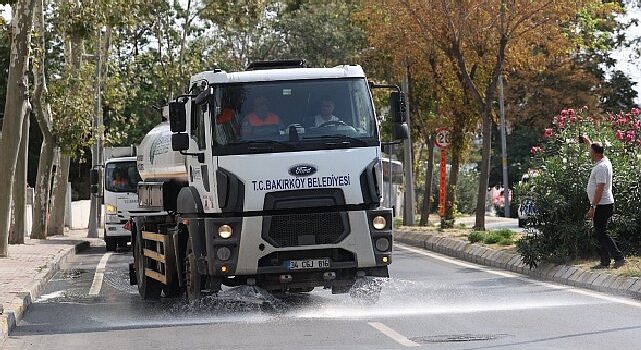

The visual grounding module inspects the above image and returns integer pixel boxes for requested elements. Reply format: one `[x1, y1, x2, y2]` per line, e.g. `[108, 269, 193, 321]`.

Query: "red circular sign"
[435, 128, 451, 148]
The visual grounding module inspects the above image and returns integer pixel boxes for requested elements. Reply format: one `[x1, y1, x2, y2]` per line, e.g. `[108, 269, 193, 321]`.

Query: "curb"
[0, 240, 90, 342]
[394, 230, 641, 299]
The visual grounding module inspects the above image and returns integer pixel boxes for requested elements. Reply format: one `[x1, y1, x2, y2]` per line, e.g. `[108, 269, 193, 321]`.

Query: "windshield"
[212, 78, 377, 153]
[104, 161, 141, 193]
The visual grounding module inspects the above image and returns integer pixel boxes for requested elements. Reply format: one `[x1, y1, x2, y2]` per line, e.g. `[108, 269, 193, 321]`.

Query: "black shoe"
[591, 264, 609, 269]
[613, 259, 626, 269]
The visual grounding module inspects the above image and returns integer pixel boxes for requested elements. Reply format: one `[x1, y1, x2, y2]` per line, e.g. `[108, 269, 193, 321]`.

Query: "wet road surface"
[3, 243, 641, 349]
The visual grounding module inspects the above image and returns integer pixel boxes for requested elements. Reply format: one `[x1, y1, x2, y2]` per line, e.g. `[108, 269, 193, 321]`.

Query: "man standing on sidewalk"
[581, 135, 625, 269]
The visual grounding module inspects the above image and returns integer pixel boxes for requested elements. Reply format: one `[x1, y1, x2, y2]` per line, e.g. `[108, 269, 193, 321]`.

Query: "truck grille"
[265, 212, 348, 247]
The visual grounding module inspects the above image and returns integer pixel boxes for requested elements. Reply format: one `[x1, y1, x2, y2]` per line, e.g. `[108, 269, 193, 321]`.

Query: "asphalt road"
[3, 243, 641, 350]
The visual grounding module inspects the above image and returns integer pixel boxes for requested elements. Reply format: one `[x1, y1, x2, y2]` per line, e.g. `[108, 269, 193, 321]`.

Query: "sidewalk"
[0, 229, 101, 341]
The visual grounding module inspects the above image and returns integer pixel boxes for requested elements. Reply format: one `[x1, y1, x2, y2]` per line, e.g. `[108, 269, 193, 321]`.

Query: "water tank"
[137, 123, 187, 182]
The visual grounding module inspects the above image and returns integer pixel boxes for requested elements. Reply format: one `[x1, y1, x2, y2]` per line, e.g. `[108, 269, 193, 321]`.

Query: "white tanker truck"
[129, 59, 408, 301]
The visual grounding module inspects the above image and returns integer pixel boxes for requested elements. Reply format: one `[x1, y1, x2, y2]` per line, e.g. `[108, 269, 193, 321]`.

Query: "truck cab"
[132, 60, 408, 301]
[103, 156, 142, 251]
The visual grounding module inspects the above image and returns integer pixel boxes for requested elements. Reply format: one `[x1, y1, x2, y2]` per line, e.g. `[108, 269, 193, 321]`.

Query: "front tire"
[105, 236, 117, 252]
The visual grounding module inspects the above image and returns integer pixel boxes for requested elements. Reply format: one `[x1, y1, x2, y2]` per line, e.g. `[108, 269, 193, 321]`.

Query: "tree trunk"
[442, 119, 465, 228]
[419, 135, 435, 226]
[9, 114, 30, 244]
[31, 0, 55, 240]
[474, 110, 493, 230]
[48, 154, 70, 236]
[0, 0, 36, 256]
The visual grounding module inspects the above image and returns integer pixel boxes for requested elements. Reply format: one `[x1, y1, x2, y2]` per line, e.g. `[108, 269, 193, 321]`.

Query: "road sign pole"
[439, 147, 447, 217]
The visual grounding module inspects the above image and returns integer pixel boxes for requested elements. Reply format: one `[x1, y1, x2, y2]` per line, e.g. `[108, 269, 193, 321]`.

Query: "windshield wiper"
[302, 135, 370, 147]
[226, 140, 297, 151]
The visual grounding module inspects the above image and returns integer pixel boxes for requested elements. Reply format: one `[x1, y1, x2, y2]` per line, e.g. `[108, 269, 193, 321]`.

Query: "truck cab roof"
[191, 65, 366, 86]
[105, 156, 137, 164]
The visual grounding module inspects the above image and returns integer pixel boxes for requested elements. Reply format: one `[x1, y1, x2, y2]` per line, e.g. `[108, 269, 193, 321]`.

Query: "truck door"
[188, 95, 216, 212]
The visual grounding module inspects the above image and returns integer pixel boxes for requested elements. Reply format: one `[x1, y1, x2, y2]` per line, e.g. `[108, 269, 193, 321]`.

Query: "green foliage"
[600, 70, 639, 114]
[49, 64, 95, 157]
[468, 231, 484, 243]
[517, 107, 641, 267]
[468, 229, 515, 245]
[456, 166, 479, 214]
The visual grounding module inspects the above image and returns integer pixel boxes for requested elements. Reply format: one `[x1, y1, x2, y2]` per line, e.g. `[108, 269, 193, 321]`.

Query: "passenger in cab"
[241, 95, 283, 136]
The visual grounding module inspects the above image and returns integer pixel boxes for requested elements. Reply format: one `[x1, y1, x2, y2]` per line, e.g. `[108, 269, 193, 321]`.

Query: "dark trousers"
[593, 204, 624, 265]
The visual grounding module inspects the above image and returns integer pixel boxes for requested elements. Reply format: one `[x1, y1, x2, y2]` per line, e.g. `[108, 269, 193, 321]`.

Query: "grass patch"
[468, 229, 515, 246]
[574, 255, 641, 277]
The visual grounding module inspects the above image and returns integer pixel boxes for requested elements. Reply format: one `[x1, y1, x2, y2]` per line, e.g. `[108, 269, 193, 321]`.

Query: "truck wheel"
[185, 239, 202, 302]
[105, 237, 117, 252]
[135, 231, 162, 300]
[349, 277, 382, 304]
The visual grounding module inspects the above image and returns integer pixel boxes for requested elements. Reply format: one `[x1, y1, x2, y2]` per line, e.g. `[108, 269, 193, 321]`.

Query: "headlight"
[105, 204, 117, 214]
[372, 215, 387, 230]
[218, 224, 233, 239]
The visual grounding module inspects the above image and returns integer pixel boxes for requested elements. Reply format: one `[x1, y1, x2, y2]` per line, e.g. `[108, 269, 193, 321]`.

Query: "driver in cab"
[241, 95, 283, 136]
[310, 97, 343, 127]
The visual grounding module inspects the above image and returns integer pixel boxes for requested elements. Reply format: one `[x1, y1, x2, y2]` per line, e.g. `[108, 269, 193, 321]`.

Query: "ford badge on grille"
[289, 164, 317, 177]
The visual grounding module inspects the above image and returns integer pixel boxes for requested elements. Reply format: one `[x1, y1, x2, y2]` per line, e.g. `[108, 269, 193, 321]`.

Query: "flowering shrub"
[517, 107, 641, 267]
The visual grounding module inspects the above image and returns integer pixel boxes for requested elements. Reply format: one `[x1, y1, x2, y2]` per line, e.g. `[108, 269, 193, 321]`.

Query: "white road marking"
[396, 243, 641, 308]
[368, 322, 420, 347]
[89, 252, 113, 295]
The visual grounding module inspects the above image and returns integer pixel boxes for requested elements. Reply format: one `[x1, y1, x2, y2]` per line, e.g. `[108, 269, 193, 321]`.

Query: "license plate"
[286, 258, 331, 270]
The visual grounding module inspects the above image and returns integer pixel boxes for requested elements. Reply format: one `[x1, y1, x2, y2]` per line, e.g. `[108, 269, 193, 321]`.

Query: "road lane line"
[396, 243, 641, 308]
[368, 322, 420, 347]
[89, 252, 113, 295]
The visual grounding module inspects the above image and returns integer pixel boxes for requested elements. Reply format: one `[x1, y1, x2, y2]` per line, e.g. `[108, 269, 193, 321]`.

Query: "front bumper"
[104, 221, 131, 238]
[189, 208, 393, 280]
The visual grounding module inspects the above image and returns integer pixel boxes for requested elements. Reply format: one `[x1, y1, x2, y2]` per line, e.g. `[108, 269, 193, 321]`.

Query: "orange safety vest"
[216, 108, 236, 124]
[245, 112, 280, 126]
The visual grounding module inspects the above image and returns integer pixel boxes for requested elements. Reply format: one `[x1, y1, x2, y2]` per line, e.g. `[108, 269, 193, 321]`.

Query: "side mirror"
[90, 168, 99, 194]
[169, 100, 187, 132]
[172, 133, 190, 151]
[390, 91, 407, 123]
[392, 123, 409, 141]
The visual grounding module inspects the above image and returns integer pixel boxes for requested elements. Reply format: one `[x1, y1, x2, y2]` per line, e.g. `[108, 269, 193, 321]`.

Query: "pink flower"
[557, 121, 565, 129]
[569, 116, 577, 123]
[615, 130, 625, 141]
[626, 130, 636, 142]
[631, 107, 640, 116]
[530, 146, 543, 154]
[561, 109, 569, 116]
[618, 118, 628, 125]
[543, 128, 553, 138]
[634, 120, 641, 130]
[567, 109, 576, 117]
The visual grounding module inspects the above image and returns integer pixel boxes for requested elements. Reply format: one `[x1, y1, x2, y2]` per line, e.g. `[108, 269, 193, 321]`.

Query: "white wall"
[70, 200, 104, 229]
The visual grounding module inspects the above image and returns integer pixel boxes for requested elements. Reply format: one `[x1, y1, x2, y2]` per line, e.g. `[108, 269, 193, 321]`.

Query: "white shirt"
[587, 157, 614, 205]
[313, 114, 339, 126]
